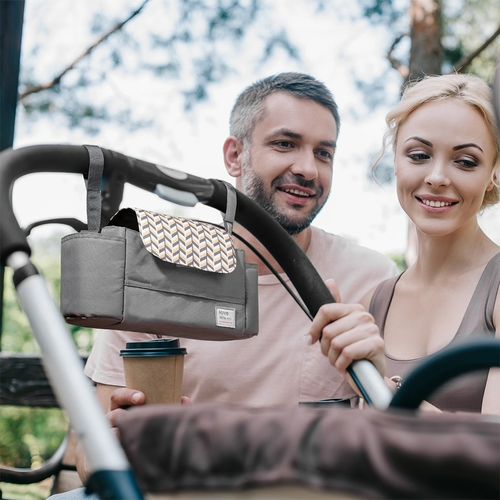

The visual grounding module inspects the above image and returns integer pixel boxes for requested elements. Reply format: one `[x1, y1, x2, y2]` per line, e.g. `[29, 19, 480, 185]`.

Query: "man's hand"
[76, 384, 192, 482]
[107, 389, 192, 426]
[107, 387, 145, 427]
[76, 385, 145, 483]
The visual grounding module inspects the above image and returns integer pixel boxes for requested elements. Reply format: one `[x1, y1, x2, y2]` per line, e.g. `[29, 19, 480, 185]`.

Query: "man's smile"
[278, 187, 314, 198]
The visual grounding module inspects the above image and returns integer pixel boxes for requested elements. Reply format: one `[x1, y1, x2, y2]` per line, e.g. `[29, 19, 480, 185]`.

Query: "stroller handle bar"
[0, 144, 392, 404]
[0, 144, 214, 261]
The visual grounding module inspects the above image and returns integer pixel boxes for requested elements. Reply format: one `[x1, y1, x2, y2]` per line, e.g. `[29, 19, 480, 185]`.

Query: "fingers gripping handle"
[313, 280, 391, 409]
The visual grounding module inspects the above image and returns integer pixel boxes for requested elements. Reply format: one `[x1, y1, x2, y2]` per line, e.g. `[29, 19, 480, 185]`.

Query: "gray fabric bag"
[60, 145, 258, 341]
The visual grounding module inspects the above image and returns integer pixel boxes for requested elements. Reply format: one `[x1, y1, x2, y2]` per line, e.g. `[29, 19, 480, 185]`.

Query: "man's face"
[239, 92, 337, 235]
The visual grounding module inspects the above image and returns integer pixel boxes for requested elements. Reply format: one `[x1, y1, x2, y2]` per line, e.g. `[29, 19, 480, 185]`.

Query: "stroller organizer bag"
[60, 145, 258, 341]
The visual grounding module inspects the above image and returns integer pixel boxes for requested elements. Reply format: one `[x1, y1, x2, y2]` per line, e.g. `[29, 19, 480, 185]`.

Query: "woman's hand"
[308, 281, 386, 393]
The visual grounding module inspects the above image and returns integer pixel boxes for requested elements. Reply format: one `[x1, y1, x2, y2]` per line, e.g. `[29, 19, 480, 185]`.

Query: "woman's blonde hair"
[377, 74, 500, 209]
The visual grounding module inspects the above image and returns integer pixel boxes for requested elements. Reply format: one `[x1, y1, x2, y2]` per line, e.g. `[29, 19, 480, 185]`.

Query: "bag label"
[216, 307, 236, 329]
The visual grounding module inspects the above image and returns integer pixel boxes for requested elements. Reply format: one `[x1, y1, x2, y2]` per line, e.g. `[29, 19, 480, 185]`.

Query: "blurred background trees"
[17, 0, 500, 134]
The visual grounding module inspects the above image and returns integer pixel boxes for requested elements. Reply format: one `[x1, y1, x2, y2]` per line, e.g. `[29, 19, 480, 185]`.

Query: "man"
[84, 72, 398, 412]
[50, 72, 398, 498]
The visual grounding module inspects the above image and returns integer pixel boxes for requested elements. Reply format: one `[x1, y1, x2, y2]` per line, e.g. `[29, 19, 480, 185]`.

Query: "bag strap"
[222, 181, 237, 235]
[83, 145, 104, 233]
[82, 148, 236, 235]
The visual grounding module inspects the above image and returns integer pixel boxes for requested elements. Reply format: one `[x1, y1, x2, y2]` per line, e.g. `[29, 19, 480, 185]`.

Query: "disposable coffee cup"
[120, 338, 187, 404]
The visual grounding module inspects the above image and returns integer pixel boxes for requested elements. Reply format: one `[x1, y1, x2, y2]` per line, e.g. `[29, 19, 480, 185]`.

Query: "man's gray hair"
[229, 72, 340, 147]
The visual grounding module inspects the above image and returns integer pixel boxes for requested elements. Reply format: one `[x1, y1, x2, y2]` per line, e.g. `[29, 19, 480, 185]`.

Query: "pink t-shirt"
[85, 227, 398, 407]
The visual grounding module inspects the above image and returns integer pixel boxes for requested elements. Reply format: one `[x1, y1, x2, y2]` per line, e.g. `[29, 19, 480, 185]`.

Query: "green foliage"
[2, 232, 96, 353]
[443, 0, 500, 82]
[388, 252, 407, 272]
[0, 482, 51, 500]
[2, 267, 38, 353]
[0, 406, 68, 468]
[356, 0, 500, 110]
[359, 0, 406, 24]
[1, 232, 91, 496]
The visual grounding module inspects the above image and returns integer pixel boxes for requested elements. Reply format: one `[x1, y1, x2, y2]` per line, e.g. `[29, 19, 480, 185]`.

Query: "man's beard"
[240, 153, 329, 236]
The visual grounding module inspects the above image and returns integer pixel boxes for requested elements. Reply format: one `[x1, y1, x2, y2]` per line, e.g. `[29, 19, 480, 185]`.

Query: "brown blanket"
[116, 404, 500, 499]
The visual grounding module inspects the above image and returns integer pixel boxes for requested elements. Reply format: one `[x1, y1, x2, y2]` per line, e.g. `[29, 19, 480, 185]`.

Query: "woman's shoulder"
[368, 274, 402, 310]
[488, 251, 500, 270]
[360, 275, 399, 309]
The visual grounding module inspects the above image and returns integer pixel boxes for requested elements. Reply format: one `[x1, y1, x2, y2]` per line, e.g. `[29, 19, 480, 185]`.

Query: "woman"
[309, 73, 500, 414]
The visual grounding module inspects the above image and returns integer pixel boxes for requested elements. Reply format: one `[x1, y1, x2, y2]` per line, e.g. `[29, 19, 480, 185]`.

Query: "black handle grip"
[0, 145, 214, 265]
[390, 338, 500, 410]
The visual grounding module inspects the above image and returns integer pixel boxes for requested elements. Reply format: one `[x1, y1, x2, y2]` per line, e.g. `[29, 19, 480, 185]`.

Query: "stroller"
[1, 140, 499, 499]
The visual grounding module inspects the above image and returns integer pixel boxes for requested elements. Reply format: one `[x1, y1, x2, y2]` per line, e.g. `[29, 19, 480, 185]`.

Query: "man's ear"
[223, 136, 244, 178]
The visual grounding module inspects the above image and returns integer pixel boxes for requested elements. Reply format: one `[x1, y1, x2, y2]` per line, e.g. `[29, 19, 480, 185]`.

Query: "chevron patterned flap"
[132, 208, 237, 273]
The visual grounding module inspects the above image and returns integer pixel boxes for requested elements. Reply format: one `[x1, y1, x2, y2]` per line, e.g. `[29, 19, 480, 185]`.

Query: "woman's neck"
[409, 221, 499, 283]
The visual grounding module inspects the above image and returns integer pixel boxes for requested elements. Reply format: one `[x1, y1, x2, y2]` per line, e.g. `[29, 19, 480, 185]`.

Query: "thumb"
[325, 279, 341, 303]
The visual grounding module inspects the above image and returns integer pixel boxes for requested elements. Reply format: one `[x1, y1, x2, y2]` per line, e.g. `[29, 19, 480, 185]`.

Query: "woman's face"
[394, 99, 496, 237]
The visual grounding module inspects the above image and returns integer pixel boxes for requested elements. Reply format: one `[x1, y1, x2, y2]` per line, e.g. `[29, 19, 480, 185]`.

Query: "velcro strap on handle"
[222, 182, 237, 235]
[83, 145, 104, 233]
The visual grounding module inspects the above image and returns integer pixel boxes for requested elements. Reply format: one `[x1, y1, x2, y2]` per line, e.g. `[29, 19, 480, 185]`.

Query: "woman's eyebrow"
[404, 136, 432, 146]
[403, 136, 484, 154]
[453, 143, 484, 153]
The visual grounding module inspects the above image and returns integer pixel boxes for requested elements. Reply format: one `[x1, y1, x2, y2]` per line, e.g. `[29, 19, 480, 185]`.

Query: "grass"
[0, 478, 53, 500]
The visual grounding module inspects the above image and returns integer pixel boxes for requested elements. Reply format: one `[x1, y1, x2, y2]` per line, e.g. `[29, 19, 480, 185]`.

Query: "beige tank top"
[369, 252, 500, 413]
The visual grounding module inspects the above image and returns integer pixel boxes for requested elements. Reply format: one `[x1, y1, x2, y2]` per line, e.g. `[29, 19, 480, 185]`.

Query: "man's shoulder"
[310, 226, 398, 273]
[309, 227, 398, 301]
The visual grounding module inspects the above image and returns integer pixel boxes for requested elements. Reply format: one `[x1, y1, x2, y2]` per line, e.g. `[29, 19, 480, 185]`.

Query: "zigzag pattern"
[133, 208, 236, 273]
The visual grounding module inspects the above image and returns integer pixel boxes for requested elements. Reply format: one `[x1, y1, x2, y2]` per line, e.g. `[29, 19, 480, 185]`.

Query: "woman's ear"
[485, 169, 499, 192]
[223, 136, 244, 178]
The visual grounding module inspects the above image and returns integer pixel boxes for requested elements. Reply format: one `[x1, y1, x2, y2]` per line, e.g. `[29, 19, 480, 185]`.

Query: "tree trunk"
[407, 0, 443, 82]
[405, 0, 443, 266]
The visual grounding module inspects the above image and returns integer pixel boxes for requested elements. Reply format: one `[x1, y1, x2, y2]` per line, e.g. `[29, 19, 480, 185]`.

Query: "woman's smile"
[415, 194, 459, 212]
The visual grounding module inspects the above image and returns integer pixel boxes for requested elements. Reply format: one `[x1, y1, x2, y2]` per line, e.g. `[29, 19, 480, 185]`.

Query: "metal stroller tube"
[4, 250, 143, 499]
